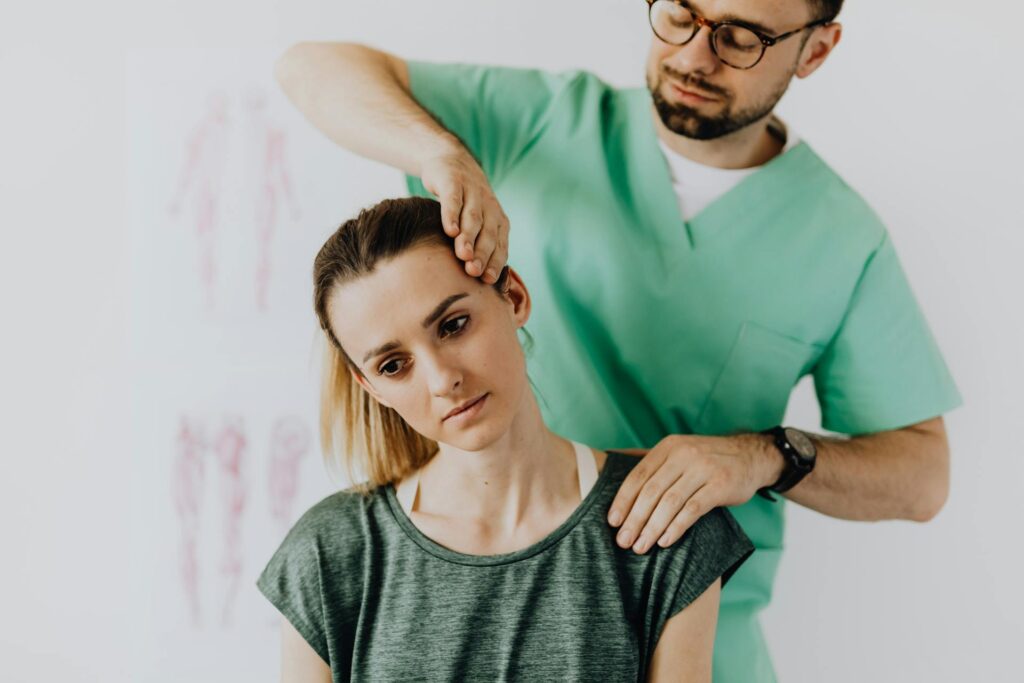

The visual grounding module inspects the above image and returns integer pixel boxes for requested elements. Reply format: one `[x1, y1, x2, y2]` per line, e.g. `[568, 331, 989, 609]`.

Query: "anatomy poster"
[125, 48, 403, 682]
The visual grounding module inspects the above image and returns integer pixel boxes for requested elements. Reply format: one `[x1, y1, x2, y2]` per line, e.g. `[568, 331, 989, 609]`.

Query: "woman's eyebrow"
[362, 341, 400, 364]
[421, 293, 469, 328]
[360, 292, 470, 364]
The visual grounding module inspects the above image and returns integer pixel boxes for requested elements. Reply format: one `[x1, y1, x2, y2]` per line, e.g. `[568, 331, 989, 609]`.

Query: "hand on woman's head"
[326, 241, 531, 452]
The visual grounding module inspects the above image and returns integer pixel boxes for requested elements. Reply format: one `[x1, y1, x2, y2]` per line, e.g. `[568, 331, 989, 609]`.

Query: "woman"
[257, 197, 753, 682]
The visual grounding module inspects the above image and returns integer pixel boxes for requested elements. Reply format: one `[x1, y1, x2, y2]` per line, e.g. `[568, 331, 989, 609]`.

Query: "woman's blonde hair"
[313, 197, 509, 491]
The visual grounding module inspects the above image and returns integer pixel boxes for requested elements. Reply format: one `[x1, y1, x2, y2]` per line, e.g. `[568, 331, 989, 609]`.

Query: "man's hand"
[420, 147, 510, 285]
[607, 434, 782, 554]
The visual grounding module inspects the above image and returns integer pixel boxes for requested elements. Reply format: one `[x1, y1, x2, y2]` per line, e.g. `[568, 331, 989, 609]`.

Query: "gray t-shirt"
[257, 452, 753, 682]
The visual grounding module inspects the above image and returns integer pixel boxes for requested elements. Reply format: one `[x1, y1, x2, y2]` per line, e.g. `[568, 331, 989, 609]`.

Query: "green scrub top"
[405, 63, 961, 682]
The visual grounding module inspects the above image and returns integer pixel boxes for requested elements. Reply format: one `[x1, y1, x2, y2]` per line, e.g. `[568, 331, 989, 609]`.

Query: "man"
[275, 0, 960, 679]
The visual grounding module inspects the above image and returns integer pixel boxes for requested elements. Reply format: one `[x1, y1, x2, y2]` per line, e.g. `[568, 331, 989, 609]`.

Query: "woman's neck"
[413, 391, 579, 540]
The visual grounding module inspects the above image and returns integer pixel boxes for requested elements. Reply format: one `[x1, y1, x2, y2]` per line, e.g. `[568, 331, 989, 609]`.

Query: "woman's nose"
[425, 355, 463, 397]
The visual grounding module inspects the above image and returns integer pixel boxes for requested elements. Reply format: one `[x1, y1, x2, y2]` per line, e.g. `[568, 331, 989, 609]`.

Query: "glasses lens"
[650, 1, 697, 45]
[713, 25, 764, 68]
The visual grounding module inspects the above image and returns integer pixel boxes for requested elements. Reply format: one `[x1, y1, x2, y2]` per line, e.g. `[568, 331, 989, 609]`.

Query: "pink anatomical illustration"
[211, 416, 248, 628]
[172, 416, 207, 628]
[171, 412, 310, 629]
[167, 91, 231, 310]
[267, 415, 311, 533]
[245, 87, 301, 312]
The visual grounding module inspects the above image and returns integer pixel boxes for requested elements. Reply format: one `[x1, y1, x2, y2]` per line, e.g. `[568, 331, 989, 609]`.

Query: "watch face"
[784, 428, 816, 460]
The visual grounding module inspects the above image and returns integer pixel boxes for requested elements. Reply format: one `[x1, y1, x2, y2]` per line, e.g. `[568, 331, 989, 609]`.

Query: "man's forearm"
[752, 417, 950, 522]
[274, 42, 463, 175]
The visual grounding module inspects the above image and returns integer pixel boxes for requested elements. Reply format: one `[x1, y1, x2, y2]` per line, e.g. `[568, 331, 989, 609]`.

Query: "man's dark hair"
[808, 0, 843, 21]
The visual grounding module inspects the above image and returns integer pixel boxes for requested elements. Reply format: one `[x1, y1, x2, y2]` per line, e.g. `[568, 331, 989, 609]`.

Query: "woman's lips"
[443, 393, 489, 423]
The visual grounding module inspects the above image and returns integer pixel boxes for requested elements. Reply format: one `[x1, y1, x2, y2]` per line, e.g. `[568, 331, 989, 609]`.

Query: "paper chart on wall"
[125, 48, 405, 683]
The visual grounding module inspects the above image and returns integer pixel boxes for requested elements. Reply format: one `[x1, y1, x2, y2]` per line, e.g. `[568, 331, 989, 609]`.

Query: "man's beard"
[648, 67, 792, 140]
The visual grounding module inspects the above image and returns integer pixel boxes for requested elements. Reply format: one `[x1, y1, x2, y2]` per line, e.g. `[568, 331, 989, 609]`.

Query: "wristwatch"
[757, 426, 817, 502]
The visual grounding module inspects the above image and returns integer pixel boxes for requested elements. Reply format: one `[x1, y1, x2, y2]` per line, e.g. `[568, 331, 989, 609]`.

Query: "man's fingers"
[656, 487, 712, 549]
[631, 475, 704, 555]
[614, 461, 680, 550]
[479, 216, 509, 284]
[440, 186, 464, 238]
[457, 198, 485, 273]
[608, 450, 666, 528]
[473, 219, 499, 282]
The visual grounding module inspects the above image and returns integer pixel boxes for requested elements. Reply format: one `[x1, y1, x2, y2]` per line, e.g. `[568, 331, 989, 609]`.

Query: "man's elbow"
[274, 42, 317, 92]
[908, 480, 948, 522]
[907, 446, 950, 522]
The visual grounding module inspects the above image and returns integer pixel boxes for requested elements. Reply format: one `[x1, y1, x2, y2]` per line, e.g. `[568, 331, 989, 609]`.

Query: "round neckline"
[383, 452, 619, 567]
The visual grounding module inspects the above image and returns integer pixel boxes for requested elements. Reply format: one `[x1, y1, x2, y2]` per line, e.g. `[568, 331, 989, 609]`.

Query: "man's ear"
[352, 368, 392, 408]
[796, 22, 842, 79]
[502, 266, 532, 328]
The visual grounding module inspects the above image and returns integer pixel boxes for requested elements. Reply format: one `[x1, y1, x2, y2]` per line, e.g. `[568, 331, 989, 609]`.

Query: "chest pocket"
[695, 321, 821, 435]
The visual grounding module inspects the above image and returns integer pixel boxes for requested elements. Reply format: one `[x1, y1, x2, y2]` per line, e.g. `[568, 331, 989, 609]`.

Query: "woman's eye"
[378, 358, 407, 376]
[439, 315, 469, 338]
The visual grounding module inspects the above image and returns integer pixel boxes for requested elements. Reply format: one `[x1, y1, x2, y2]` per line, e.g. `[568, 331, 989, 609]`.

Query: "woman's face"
[326, 242, 532, 452]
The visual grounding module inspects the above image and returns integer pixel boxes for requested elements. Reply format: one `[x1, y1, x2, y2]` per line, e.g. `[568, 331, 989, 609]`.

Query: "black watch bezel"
[757, 426, 816, 501]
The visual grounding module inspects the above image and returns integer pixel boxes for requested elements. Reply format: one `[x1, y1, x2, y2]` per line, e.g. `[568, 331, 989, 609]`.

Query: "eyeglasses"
[646, 0, 831, 70]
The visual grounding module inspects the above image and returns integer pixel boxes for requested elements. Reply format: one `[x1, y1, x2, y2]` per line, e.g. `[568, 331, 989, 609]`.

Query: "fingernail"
[633, 536, 650, 554]
[608, 510, 623, 527]
[486, 268, 497, 281]
[657, 534, 671, 548]
[472, 259, 482, 272]
[617, 529, 634, 547]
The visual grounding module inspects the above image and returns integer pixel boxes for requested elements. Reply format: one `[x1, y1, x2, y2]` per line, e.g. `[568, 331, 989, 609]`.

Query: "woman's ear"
[501, 266, 532, 328]
[352, 369, 393, 408]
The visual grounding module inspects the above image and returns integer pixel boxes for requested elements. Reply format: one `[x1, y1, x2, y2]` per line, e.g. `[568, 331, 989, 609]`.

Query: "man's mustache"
[660, 64, 731, 100]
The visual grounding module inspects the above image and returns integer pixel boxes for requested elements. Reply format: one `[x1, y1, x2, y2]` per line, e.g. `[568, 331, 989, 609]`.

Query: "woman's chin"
[435, 415, 512, 453]
[441, 427, 502, 453]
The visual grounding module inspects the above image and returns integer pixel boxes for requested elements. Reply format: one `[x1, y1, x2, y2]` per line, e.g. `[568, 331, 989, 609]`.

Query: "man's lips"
[667, 80, 720, 102]
[443, 393, 488, 421]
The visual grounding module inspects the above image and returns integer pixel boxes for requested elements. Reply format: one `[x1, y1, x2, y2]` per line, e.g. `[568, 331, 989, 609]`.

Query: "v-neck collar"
[623, 88, 820, 255]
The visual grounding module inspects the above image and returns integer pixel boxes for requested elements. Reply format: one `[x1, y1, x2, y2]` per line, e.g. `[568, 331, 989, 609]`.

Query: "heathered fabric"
[257, 452, 753, 681]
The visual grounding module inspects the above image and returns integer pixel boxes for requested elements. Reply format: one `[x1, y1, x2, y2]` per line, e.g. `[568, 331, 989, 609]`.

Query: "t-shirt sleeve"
[640, 507, 752, 678]
[256, 515, 331, 664]
[813, 233, 962, 435]
[666, 507, 754, 617]
[404, 61, 578, 190]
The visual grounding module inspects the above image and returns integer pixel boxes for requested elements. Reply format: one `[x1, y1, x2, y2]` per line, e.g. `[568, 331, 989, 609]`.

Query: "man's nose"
[665, 26, 720, 77]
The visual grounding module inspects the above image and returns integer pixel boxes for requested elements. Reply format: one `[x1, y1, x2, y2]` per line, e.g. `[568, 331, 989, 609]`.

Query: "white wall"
[2, 1, 1021, 681]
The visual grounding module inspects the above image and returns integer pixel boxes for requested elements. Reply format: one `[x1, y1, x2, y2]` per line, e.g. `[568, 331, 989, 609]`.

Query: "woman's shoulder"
[598, 451, 753, 588]
[600, 450, 644, 486]
[257, 486, 391, 668]
[283, 485, 388, 552]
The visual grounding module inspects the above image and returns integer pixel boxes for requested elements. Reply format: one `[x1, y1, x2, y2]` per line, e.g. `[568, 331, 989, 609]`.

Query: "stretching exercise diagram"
[168, 87, 300, 312]
[245, 88, 301, 311]
[212, 416, 248, 628]
[167, 92, 230, 311]
[267, 415, 311, 534]
[172, 417, 207, 628]
[171, 412, 310, 628]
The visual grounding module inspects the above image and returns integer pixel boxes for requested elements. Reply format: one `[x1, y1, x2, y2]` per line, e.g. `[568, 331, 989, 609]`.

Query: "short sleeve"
[813, 233, 962, 435]
[667, 507, 755, 617]
[256, 520, 331, 664]
[404, 61, 577, 188]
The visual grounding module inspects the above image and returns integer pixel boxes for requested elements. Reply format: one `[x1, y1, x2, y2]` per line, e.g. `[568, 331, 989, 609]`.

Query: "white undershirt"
[658, 117, 800, 222]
